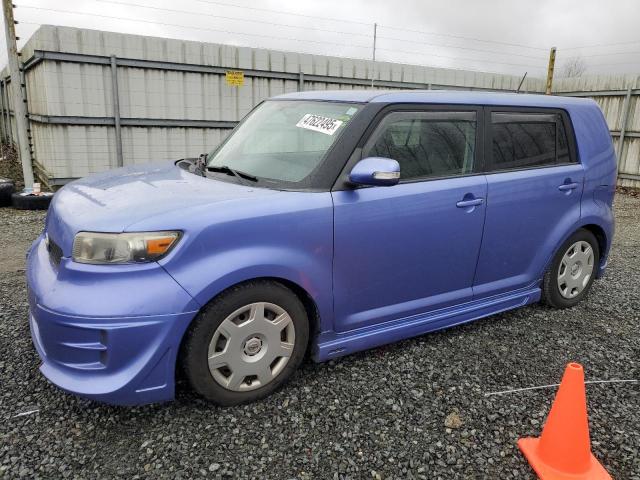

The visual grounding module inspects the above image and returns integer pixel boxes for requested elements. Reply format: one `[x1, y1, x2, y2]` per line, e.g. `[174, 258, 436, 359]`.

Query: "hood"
[46, 161, 278, 255]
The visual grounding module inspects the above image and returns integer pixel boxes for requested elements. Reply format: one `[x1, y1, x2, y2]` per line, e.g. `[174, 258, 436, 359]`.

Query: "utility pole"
[2, 0, 34, 190]
[545, 47, 557, 95]
[371, 22, 377, 88]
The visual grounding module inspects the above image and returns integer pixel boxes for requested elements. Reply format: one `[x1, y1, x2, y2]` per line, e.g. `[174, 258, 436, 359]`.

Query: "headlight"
[72, 231, 181, 264]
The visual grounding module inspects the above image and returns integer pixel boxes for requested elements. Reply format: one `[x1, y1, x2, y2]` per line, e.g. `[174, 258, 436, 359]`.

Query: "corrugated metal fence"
[0, 26, 639, 188]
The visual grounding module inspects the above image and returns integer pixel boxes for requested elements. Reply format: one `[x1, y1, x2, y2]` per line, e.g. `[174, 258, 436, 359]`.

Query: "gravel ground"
[1, 195, 639, 479]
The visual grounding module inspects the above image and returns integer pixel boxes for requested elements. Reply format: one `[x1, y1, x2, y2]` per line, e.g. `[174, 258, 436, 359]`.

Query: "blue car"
[26, 90, 616, 406]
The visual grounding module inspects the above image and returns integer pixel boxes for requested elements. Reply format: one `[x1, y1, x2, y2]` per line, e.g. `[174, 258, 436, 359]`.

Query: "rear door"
[473, 108, 584, 298]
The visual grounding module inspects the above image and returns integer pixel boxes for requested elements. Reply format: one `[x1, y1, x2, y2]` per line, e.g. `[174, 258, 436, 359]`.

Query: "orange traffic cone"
[518, 362, 612, 479]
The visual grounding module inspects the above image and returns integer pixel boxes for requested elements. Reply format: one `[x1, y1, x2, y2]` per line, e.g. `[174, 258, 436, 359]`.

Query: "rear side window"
[363, 111, 476, 181]
[490, 112, 573, 171]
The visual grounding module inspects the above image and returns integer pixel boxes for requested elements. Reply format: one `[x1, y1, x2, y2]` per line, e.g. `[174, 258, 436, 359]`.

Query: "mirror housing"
[349, 157, 400, 187]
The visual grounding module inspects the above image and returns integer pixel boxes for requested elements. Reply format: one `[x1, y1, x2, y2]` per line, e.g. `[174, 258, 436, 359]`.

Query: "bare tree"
[559, 56, 588, 78]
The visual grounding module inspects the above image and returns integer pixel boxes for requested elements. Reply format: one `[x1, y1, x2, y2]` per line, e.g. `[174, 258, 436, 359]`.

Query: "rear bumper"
[27, 234, 199, 406]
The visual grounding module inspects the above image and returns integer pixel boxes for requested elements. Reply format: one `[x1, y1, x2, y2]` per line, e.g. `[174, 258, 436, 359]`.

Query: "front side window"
[363, 111, 477, 181]
[490, 112, 572, 171]
[207, 100, 360, 187]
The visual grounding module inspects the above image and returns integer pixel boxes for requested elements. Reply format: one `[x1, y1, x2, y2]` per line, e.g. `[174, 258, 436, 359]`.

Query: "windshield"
[207, 100, 361, 187]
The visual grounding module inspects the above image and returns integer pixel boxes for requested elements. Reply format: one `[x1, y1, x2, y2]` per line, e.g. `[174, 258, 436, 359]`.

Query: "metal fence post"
[298, 71, 304, 92]
[616, 86, 633, 163]
[2, 79, 8, 143]
[110, 55, 123, 168]
[0, 79, 5, 142]
[3, 79, 10, 142]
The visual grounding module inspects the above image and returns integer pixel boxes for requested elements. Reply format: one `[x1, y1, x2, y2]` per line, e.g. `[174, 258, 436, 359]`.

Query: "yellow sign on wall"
[225, 70, 244, 87]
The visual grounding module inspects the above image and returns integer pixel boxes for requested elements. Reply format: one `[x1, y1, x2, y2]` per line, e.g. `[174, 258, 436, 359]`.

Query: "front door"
[331, 108, 487, 332]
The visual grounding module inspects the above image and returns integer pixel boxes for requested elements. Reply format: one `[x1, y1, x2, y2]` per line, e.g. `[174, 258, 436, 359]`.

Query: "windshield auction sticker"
[296, 114, 344, 135]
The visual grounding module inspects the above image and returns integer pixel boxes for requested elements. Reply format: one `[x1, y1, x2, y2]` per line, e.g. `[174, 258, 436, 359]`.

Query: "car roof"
[273, 89, 595, 108]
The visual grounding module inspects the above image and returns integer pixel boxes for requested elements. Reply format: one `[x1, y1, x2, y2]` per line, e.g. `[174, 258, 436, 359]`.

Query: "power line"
[16, 5, 372, 49]
[36, 0, 550, 63]
[376, 46, 546, 70]
[377, 34, 547, 60]
[583, 60, 640, 68]
[13, 19, 379, 66]
[193, 0, 372, 27]
[554, 49, 640, 66]
[569, 50, 640, 59]
[378, 24, 548, 52]
[93, 0, 372, 38]
[12, 23, 543, 78]
[24, 3, 640, 74]
[188, 0, 550, 55]
[562, 40, 640, 51]
[377, 57, 536, 78]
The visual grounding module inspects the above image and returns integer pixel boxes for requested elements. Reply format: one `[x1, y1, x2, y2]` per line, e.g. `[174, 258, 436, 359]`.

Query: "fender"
[538, 174, 615, 280]
[147, 192, 336, 333]
[163, 246, 334, 332]
[528, 199, 585, 285]
[539, 213, 613, 282]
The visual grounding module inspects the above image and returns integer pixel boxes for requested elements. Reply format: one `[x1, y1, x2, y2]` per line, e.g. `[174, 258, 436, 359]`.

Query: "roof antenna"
[515, 72, 528, 93]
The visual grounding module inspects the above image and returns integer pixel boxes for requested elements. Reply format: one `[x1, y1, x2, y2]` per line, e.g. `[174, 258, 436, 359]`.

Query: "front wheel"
[181, 280, 309, 406]
[542, 229, 600, 309]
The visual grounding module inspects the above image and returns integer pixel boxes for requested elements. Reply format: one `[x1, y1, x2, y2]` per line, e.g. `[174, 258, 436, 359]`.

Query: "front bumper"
[27, 234, 200, 405]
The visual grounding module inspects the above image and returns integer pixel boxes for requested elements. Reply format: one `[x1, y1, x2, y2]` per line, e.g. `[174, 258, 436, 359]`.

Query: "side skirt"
[313, 285, 541, 362]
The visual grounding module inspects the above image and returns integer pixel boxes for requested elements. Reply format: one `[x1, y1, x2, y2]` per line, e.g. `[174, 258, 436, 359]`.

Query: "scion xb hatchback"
[26, 91, 616, 406]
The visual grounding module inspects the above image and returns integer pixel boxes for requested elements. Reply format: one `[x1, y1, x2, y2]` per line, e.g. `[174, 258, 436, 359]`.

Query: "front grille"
[46, 235, 63, 265]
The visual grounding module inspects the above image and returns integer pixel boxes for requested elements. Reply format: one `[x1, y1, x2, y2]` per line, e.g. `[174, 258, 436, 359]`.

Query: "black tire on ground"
[542, 228, 600, 309]
[181, 280, 309, 406]
[11, 192, 53, 210]
[0, 179, 15, 207]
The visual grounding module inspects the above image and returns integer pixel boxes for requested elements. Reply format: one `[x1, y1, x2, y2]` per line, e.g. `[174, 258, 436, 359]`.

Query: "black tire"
[11, 192, 53, 210]
[0, 179, 14, 207]
[181, 280, 309, 406]
[542, 229, 600, 309]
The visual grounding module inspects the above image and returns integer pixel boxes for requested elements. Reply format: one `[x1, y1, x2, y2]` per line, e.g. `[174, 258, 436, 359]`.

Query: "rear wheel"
[542, 229, 599, 309]
[182, 280, 309, 406]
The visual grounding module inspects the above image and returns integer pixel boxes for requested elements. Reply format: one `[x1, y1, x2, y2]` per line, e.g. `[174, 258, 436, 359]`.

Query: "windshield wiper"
[207, 165, 258, 186]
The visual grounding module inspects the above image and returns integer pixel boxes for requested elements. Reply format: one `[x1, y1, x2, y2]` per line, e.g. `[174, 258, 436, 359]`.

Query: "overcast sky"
[2, 0, 640, 78]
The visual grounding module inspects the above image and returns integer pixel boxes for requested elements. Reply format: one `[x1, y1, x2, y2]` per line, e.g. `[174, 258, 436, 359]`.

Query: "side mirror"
[349, 157, 400, 187]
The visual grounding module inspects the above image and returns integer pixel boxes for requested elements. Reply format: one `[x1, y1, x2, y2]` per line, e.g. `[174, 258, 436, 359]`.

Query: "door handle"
[558, 182, 579, 191]
[456, 198, 484, 208]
